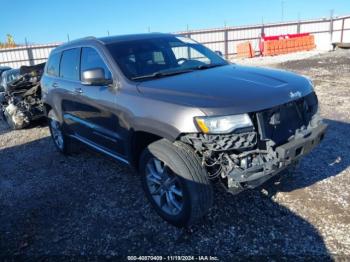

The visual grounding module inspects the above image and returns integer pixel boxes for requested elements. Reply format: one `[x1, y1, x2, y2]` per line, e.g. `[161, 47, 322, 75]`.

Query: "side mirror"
[215, 50, 224, 57]
[81, 68, 112, 86]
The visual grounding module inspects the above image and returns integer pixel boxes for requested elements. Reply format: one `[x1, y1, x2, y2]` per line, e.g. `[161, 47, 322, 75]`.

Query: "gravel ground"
[0, 49, 349, 260]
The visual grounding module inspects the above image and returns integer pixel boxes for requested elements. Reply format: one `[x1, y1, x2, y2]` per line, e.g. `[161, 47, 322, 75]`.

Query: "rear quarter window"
[46, 52, 61, 77]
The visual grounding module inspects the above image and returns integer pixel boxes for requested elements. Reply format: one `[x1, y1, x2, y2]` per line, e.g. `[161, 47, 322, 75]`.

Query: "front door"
[77, 47, 126, 157]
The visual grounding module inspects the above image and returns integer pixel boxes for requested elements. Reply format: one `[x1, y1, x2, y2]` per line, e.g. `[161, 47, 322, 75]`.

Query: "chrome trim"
[64, 113, 95, 129]
[63, 113, 121, 140]
[70, 134, 129, 165]
[92, 130, 118, 142]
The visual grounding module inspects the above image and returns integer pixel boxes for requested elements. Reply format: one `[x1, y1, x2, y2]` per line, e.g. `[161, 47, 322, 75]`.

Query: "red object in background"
[285, 33, 310, 39]
[237, 41, 255, 58]
[259, 33, 312, 56]
[262, 33, 310, 41]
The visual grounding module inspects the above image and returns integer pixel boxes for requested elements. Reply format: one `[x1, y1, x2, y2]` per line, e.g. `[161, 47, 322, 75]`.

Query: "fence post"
[224, 29, 228, 59]
[341, 18, 345, 43]
[28, 48, 35, 66]
[297, 20, 301, 34]
[25, 38, 35, 66]
[329, 12, 334, 43]
[260, 25, 265, 56]
[187, 33, 191, 59]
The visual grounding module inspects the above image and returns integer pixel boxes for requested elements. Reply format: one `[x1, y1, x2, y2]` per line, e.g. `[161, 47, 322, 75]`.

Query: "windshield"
[106, 35, 228, 80]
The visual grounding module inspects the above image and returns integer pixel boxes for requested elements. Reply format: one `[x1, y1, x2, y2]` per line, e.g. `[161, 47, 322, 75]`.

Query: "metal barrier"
[178, 15, 350, 59]
[0, 43, 60, 68]
[1, 15, 349, 67]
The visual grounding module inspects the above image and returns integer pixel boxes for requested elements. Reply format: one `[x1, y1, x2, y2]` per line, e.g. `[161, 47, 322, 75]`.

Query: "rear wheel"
[48, 110, 73, 154]
[140, 139, 213, 227]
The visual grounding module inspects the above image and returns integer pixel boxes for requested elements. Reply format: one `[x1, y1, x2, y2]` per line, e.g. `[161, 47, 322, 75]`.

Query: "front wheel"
[140, 139, 213, 227]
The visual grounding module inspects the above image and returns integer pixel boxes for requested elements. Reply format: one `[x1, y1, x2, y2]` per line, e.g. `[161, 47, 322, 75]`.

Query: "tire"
[48, 109, 74, 155]
[140, 139, 213, 227]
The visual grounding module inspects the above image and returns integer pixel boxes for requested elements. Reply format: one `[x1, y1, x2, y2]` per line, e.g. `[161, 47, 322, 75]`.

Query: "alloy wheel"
[50, 118, 64, 150]
[145, 158, 184, 216]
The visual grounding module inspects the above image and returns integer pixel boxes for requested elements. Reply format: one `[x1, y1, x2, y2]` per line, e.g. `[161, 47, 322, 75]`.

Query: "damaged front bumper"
[180, 117, 327, 195]
[226, 122, 327, 194]
[180, 91, 327, 195]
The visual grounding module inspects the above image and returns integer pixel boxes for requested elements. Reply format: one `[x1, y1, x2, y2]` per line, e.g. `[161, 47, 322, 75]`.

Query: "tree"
[0, 34, 16, 49]
[6, 34, 15, 46]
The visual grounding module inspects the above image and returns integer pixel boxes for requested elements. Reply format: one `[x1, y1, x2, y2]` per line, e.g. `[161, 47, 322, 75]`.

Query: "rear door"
[59, 48, 90, 137]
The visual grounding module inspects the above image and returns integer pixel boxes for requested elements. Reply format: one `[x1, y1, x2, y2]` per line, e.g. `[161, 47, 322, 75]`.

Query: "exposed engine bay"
[180, 92, 327, 194]
[0, 63, 45, 129]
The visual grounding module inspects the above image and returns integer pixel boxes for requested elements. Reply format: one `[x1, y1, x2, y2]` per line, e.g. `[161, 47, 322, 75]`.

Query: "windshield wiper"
[131, 64, 226, 81]
[131, 69, 195, 81]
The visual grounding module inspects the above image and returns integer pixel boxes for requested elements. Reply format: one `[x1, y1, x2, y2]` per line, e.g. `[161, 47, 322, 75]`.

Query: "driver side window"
[80, 47, 112, 80]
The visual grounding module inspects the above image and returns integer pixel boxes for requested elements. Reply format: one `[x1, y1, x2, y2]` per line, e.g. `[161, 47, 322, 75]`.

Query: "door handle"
[52, 82, 58, 88]
[74, 87, 83, 94]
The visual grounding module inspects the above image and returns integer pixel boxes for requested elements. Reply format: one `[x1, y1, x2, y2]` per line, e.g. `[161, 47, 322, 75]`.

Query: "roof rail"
[67, 36, 97, 43]
[54, 36, 100, 49]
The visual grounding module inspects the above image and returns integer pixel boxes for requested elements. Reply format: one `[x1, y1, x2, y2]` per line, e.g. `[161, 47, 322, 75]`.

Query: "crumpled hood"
[137, 64, 314, 115]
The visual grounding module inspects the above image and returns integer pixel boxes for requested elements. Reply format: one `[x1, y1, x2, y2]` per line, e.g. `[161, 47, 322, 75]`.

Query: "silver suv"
[41, 33, 327, 226]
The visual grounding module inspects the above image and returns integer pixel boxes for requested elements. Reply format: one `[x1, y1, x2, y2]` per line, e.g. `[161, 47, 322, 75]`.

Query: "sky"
[0, 0, 349, 44]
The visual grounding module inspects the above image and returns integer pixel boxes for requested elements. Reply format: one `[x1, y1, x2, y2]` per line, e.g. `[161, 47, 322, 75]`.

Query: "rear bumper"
[226, 122, 327, 193]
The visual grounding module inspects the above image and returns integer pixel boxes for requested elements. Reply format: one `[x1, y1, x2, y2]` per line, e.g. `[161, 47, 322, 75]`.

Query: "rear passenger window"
[80, 47, 112, 80]
[60, 48, 80, 81]
[47, 52, 61, 77]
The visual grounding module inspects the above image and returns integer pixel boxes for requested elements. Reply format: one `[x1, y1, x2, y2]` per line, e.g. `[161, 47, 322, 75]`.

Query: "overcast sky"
[1, 0, 349, 44]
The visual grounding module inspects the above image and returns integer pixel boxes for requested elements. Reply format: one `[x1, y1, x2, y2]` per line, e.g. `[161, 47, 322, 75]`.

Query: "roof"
[98, 33, 174, 44]
[54, 33, 176, 51]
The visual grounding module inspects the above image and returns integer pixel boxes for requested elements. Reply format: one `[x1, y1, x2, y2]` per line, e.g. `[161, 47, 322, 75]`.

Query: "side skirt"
[69, 134, 130, 165]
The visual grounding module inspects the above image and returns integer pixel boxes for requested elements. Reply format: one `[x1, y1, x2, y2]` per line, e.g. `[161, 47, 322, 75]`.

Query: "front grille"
[255, 92, 318, 145]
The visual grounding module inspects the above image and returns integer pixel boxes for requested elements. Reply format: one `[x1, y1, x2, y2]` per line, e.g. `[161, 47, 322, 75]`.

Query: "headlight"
[303, 75, 314, 90]
[195, 114, 253, 134]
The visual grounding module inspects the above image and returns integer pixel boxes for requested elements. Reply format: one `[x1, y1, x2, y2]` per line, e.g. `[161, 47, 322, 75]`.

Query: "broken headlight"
[195, 114, 253, 134]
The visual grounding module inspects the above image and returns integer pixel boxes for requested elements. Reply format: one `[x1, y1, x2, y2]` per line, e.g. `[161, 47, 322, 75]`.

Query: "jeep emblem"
[289, 91, 302, 99]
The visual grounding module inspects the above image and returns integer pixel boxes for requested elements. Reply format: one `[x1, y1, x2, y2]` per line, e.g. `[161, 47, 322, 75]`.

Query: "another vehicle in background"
[0, 68, 20, 108]
[0, 66, 11, 79]
[0, 66, 14, 93]
[0, 66, 11, 75]
[0, 68, 20, 93]
[0, 63, 45, 129]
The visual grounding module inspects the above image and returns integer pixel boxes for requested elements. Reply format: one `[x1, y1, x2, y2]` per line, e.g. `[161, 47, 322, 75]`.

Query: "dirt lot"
[0, 50, 349, 260]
